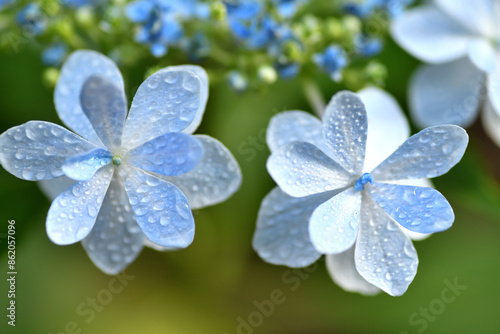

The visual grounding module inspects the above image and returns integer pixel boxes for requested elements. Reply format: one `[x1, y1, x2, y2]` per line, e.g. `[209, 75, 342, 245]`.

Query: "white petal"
[62, 148, 112, 181]
[122, 65, 208, 149]
[487, 68, 500, 118]
[80, 75, 127, 150]
[127, 132, 203, 176]
[0, 121, 97, 181]
[391, 6, 474, 64]
[266, 111, 335, 160]
[46, 165, 114, 245]
[368, 182, 454, 234]
[435, 0, 497, 37]
[482, 101, 500, 147]
[160, 135, 241, 209]
[467, 38, 497, 73]
[326, 247, 380, 295]
[82, 175, 144, 275]
[358, 87, 410, 172]
[253, 187, 331, 267]
[409, 58, 484, 128]
[323, 91, 367, 175]
[38, 176, 76, 201]
[119, 166, 194, 248]
[355, 194, 419, 296]
[309, 188, 361, 254]
[55, 50, 124, 145]
[267, 141, 352, 198]
[371, 125, 468, 181]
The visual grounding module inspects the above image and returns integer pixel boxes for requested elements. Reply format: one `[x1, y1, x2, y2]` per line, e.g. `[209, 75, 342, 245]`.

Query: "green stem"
[302, 78, 325, 117]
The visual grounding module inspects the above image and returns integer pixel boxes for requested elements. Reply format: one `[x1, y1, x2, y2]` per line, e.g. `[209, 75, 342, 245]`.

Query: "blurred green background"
[1, 39, 500, 334]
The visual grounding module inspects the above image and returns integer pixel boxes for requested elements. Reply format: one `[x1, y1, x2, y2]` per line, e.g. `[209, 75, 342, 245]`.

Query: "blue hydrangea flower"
[253, 88, 468, 296]
[0, 50, 241, 274]
[391, 0, 500, 146]
[272, 0, 307, 18]
[42, 43, 68, 67]
[126, 0, 208, 57]
[344, 0, 414, 18]
[16, 3, 47, 36]
[354, 34, 383, 57]
[314, 45, 349, 81]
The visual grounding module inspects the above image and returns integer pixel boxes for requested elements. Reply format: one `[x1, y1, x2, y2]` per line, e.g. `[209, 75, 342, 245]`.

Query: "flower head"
[313, 45, 349, 81]
[0, 50, 241, 274]
[253, 88, 468, 296]
[391, 0, 500, 146]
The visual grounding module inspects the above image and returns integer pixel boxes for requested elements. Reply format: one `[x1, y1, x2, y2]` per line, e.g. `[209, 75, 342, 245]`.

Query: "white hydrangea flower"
[0, 50, 241, 274]
[391, 0, 500, 145]
[253, 87, 468, 296]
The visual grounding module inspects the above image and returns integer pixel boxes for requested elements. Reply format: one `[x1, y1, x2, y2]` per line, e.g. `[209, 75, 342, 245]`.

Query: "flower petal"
[467, 38, 497, 73]
[267, 141, 352, 198]
[0, 121, 96, 181]
[160, 135, 241, 209]
[323, 91, 367, 175]
[326, 246, 380, 295]
[253, 187, 332, 267]
[482, 101, 500, 147]
[368, 182, 454, 233]
[266, 110, 333, 159]
[355, 195, 419, 296]
[127, 132, 203, 176]
[435, 0, 497, 37]
[80, 75, 127, 150]
[46, 165, 114, 245]
[62, 148, 112, 181]
[38, 176, 76, 201]
[122, 65, 208, 149]
[55, 50, 124, 145]
[391, 6, 473, 64]
[409, 58, 484, 128]
[81, 175, 144, 275]
[119, 166, 194, 248]
[487, 68, 500, 118]
[371, 125, 468, 181]
[309, 188, 361, 254]
[358, 87, 410, 172]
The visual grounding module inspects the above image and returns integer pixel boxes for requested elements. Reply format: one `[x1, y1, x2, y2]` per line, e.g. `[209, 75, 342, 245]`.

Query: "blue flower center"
[112, 155, 122, 166]
[354, 173, 374, 191]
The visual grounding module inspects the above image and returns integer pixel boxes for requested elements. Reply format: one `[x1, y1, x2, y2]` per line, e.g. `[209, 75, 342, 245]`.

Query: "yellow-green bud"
[258, 65, 278, 84]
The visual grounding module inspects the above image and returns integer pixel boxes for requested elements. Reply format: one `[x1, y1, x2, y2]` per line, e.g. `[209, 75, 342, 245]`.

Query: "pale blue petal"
[482, 101, 500, 147]
[178, 66, 209, 135]
[467, 38, 497, 73]
[409, 59, 484, 128]
[326, 247, 380, 295]
[123, 65, 208, 149]
[368, 182, 454, 233]
[0, 121, 97, 181]
[355, 194, 419, 296]
[435, 0, 497, 37]
[160, 135, 241, 209]
[266, 111, 335, 160]
[119, 166, 194, 248]
[358, 87, 409, 172]
[253, 187, 332, 268]
[62, 148, 112, 181]
[55, 50, 124, 146]
[371, 125, 468, 181]
[82, 175, 144, 275]
[391, 6, 473, 64]
[80, 75, 127, 150]
[267, 141, 352, 198]
[309, 188, 361, 254]
[38, 176, 76, 201]
[323, 91, 367, 175]
[46, 165, 114, 245]
[127, 132, 203, 176]
[487, 70, 500, 123]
